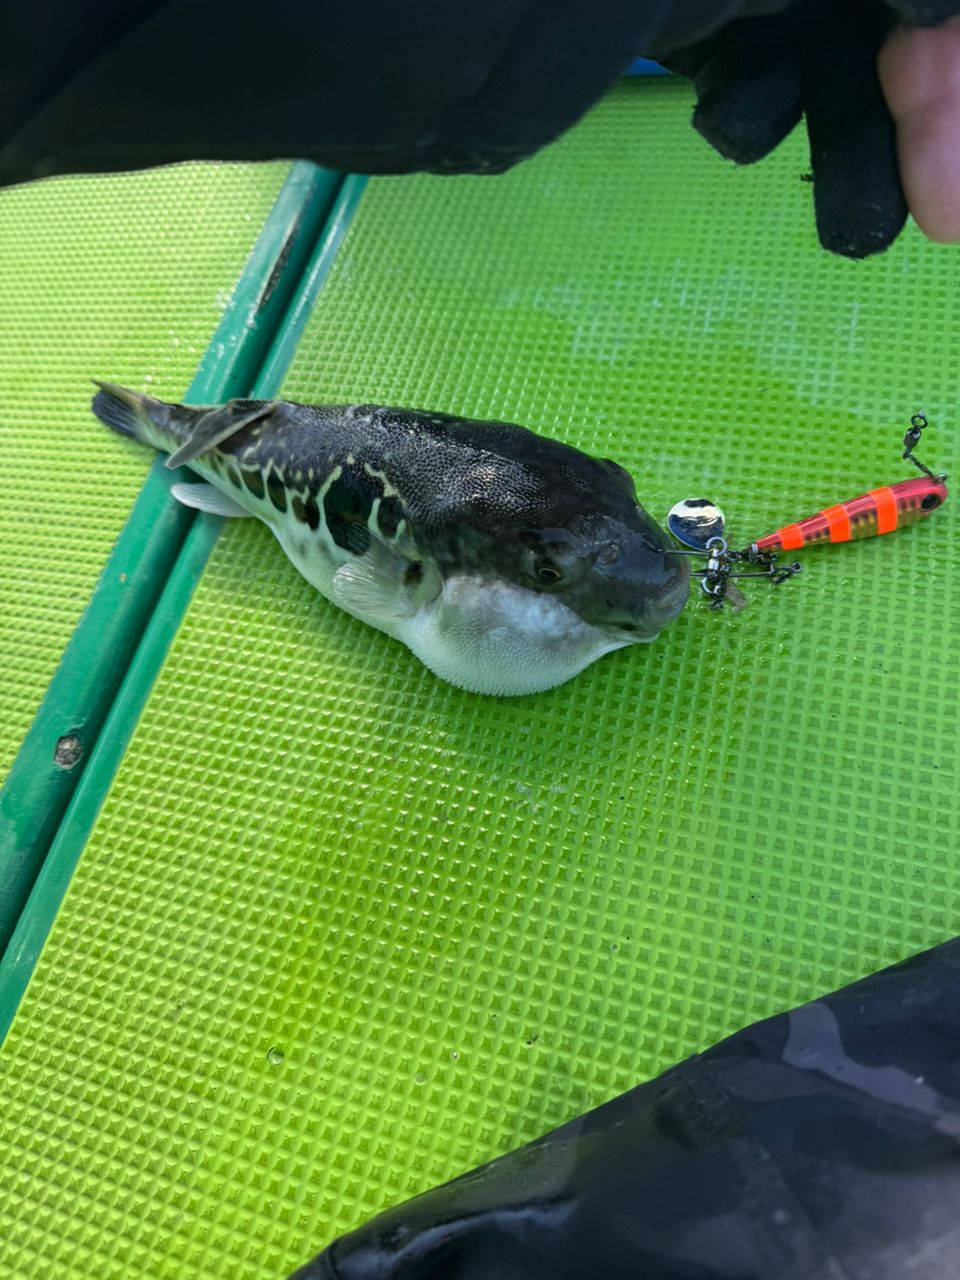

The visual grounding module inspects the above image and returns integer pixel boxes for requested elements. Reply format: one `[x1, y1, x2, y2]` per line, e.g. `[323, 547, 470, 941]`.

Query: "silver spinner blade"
[666, 498, 726, 551]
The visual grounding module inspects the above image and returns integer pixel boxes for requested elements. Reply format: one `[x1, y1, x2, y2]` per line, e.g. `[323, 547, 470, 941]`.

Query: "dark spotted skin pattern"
[93, 387, 691, 646]
[146, 398, 686, 626]
[92, 382, 694, 691]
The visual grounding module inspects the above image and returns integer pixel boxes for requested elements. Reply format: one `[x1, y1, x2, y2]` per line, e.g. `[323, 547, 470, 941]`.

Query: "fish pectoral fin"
[165, 401, 279, 468]
[332, 537, 439, 621]
[171, 482, 252, 518]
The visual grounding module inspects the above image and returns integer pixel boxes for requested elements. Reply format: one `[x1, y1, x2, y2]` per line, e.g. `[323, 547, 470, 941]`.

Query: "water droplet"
[450, 1051, 459, 1062]
[266, 1046, 284, 1067]
[414, 1071, 426, 1085]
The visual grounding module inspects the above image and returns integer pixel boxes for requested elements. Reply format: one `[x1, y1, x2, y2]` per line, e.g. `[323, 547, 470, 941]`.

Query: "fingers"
[684, 23, 802, 164]
[878, 17, 960, 242]
[800, 0, 906, 258]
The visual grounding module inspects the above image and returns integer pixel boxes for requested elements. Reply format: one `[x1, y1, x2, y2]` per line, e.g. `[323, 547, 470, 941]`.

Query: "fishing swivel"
[902, 412, 946, 485]
[691, 536, 802, 612]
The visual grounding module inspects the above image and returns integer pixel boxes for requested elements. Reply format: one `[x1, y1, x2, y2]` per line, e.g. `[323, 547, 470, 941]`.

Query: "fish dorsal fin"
[171, 482, 252, 518]
[332, 536, 441, 621]
[165, 401, 279, 468]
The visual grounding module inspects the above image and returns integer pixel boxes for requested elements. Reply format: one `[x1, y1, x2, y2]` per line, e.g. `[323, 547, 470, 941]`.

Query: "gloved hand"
[2, 1, 960, 259]
[653, 0, 960, 257]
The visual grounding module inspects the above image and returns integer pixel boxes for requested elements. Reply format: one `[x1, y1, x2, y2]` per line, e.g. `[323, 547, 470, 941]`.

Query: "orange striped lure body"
[752, 475, 948, 554]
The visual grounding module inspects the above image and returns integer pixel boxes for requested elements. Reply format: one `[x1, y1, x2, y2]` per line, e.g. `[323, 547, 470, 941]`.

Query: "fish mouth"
[650, 574, 691, 623]
[613, 575, 690, 642]
[614, 624, 661, 643]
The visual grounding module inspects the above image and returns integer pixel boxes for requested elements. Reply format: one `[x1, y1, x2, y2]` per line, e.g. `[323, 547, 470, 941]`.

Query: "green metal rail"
[0, 168, 367, 1034]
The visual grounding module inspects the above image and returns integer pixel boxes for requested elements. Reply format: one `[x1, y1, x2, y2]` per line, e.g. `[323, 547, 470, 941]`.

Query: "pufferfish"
[91, 383, 689, 696]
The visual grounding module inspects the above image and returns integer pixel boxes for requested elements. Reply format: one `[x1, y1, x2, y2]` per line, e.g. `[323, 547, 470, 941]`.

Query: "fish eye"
[535, 564, 563, 584]
[922, 493, 941, 510]
[596, 542, 621, 565]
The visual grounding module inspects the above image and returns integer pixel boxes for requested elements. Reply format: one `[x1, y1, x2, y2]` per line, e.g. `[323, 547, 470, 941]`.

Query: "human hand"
[878, 16, 960, 243]
[657, 0, 960, 257]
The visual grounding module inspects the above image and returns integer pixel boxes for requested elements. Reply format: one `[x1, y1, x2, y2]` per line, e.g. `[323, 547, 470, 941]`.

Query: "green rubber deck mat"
[0, 162, 289, 783]
[0, 164, 347, 967]
[1, 81, 958, 1278]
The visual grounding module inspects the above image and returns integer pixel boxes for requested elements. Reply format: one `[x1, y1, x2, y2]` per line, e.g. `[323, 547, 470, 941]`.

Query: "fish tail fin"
[91, 381, 279, 469]
[91, 381, 195, 456]
[91, 381, 150, 440]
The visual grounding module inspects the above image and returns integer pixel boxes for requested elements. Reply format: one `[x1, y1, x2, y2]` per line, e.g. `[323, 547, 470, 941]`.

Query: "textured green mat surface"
[2, 82, 959, 1278]
[0, 162, 288, 781]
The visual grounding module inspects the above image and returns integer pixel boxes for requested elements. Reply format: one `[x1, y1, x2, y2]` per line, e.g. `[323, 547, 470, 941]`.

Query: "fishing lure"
[667, 414, 948, 610]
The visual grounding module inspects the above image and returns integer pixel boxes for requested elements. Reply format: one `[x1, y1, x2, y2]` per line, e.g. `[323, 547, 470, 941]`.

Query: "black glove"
[654, 0, 960, 258]
[0, 1, 752, 186]
[291, 936, 960, 1280]
[3, 2, 960, 258]
[0, 0, 894, 190]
